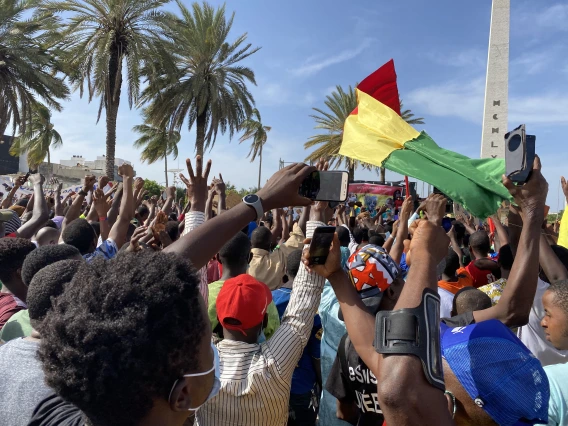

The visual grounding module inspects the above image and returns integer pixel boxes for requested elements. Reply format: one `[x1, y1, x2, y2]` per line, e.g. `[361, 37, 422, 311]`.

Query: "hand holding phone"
[299, 171, 349, 202]
[308, 226, 336, 265]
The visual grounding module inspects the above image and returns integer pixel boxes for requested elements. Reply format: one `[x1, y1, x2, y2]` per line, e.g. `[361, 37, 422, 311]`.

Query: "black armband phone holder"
[374, 288, 445, 391]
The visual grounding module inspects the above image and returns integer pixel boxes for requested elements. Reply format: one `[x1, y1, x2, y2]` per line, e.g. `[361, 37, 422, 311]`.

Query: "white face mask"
[168, 342, 221, 411]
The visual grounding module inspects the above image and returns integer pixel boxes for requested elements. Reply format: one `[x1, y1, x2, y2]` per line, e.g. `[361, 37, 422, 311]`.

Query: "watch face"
[244, 194, 259, 204]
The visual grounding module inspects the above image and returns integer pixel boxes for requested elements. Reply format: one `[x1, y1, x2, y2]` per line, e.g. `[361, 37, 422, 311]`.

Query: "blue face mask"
[168, 342, 221, 411]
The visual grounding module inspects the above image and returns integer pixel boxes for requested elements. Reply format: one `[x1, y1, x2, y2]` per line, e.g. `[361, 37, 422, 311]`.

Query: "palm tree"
[400, 100, 425, 125]
[43, 0, 171, 179]
[141, 1, 260, 157]
[10, 103, 63, 171]
[304, 85, 373, 181]
[132, 121, 180, 187]
[305, 86, 426, 182]
[0, 0, 69, 137]
[239, 109, 271, 189]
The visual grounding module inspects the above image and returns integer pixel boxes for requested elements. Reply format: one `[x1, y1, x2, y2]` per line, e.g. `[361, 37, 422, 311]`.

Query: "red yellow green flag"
[339, 60, 512, 219]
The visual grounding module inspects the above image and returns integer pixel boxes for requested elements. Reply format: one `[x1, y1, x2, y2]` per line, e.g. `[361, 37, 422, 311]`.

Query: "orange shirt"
[438, 271, 474, 295]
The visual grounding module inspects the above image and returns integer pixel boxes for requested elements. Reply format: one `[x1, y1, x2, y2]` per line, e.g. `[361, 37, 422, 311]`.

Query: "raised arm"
[164, 158, 316, 271]
[389, 196, 413, 264]
[205, 186, 216, 221]
[281, 209, 290, 243]
[162, 186, 176, 216]
[1, 175, 26, 209]
[539, 233, 568, 283]
[270, 209, 283, 244]
[54, 182, 64, 216]
[491, 213, 509, 251]
[108, 164, 135, 249]
[60, 175, 96, 238]
[298, 203, 310, 236]
[214, 174, 226, 213]
[375, 196, 453, 426]
[15, 174, 49, 239]
[106, 183, 123, 227]
[473, 156, 548, 327]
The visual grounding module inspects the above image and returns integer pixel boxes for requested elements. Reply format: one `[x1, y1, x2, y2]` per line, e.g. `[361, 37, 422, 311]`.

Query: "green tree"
[0, 0, 69, 136]
[304, 86, 425, 182]
[143, 179, 163, 198]
[10, 104, 62, 171]
[400, 100, 425, 125]
[142, 1, 260, 157]
[239, 109, 271, 189]
[133, 119, 180, 187]
[44, 0, 171, 178]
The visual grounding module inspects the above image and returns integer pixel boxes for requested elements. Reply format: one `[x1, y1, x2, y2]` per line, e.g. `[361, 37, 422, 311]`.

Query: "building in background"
[38, 155, 134, 187]
[0, 135, 28, 175]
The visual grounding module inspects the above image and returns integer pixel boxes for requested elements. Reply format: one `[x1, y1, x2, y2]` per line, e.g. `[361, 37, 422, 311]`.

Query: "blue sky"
[49, 0, 568, 211]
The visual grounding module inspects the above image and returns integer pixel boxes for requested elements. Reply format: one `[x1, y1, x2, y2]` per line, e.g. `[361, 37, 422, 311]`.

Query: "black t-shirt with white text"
[325, 334, 384, 426]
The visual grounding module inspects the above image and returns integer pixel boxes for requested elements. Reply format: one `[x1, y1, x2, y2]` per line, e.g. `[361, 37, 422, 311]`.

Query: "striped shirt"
[182, 211, 208, 306]
[196, 221, 326, 426]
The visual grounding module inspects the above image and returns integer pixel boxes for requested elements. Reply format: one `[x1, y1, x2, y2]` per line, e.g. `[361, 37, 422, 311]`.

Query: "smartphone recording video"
[309, 226, 335, 265]
[299, 171, 349, 202]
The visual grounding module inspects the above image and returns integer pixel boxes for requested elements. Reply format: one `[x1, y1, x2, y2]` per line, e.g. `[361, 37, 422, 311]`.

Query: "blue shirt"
[272, 287, 321, 395]
[83, 239, 118, 263]
[318, 281, 348, 426]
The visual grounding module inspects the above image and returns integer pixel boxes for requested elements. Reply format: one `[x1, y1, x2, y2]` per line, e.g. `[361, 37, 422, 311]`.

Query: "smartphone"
[309, 226, 336, 265]
[144, 194, 150, 200]
[299, 171, 349, 202]
[505, 124, 536, 184]
[442, 217, 453, 233]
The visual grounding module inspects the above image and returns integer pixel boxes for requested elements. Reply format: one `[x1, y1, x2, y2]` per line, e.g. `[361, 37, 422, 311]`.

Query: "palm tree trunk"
[47, 148, 51, 178]
[348, 163, 355, 182]
[164, 154, 168, 187]
[379, 167, 386, 183]
[105, 49, 122, 179]
[195, 109, 207, 157]
[258, 144, 262, 189]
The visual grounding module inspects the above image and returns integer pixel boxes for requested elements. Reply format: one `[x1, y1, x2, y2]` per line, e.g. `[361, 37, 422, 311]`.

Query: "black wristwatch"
[242, 194, 264, 220]
[78, 189, 88, 197]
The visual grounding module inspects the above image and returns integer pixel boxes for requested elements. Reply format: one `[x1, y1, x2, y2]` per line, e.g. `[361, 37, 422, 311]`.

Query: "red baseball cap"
[216, 274, 272, 336]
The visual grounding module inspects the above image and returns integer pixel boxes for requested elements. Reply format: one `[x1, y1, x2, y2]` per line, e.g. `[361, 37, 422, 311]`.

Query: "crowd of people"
[0, 154, 566, 426]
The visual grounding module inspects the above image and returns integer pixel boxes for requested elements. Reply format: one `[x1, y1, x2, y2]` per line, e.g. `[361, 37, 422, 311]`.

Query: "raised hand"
[166, 186, 176, 199]
[118, 164, 135, 179]
[98, 175, 110, 190]
[302, 233, 342, 278]
[421, 194, 447, 226]
[399, 196, 414, 222]
[213, 174, 226, 195]
[15, 175, 27, 187]
[561, 176, 568, 204]
[127, 226, 148, 253]
[179, 155, 212, 212]
[28, 173, 45, 186]
[502, 156, 548, 220]
[93, 188, 109, 216]
[83, 175, 96, 193]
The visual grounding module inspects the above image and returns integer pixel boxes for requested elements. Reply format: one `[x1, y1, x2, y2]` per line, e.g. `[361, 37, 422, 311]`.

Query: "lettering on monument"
[493, 100, 500, 106]
[492, 128, 499, 133]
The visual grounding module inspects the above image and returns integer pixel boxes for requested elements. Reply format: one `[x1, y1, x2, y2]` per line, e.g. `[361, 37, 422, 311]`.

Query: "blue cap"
[441, 320, 549, 426]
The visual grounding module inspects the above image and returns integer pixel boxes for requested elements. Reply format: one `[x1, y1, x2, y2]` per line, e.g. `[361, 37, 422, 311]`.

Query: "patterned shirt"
[182, 211, 208, 306]
[83, 239, 118, 263]
[196, 221, 326, 426]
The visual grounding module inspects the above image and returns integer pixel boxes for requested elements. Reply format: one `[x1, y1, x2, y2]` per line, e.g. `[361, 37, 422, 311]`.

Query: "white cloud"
[535, 4, 568, 31]
[405, 78, 485, 123]
[290, 38, 373, 77]
[427, 48, 486, 69]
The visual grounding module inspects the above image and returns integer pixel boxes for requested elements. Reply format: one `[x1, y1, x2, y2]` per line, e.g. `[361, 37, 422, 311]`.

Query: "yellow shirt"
[558, 202, 568, 249]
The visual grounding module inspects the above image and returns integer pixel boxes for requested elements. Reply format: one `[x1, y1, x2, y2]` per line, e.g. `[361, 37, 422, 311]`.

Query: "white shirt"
[517, 278, 568, 367]
[196, 221, 326, 426]
[438, 287, 454, 318]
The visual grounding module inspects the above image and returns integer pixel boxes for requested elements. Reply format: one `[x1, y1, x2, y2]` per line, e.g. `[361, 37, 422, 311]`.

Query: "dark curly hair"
[219, 231, 251, 268]
[28, 259, 81, 323]
[548, 279, 568, 315]
[21, 244, 81, 286]
[38, 251, 207, 426]
[62, 218, 96, 254]
[0, 238, 35, 282]
[286, 249, 303, 279]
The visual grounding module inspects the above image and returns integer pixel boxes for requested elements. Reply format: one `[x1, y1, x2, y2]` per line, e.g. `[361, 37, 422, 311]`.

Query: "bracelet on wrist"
[99, 216, 108, 221]
[79, 190, 88, 197]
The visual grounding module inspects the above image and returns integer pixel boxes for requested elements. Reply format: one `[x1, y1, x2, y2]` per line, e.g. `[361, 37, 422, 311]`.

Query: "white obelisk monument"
[480, 0, 510, 159]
